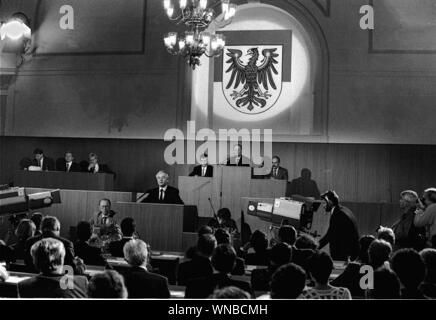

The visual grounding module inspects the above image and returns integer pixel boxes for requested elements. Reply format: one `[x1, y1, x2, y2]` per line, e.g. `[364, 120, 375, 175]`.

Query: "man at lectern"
[30, 148, 55, 171]
[189, 153, 213, 177]
[267, 156, 289, 181]
[226, 144, 250, 167]
[141, 170, 184, 205]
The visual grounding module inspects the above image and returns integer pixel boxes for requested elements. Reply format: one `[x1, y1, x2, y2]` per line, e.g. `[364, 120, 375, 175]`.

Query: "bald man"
[141, 171, 184, 205]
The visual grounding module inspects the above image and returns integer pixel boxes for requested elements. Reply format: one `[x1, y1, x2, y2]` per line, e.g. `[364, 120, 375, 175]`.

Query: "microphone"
[208, 197, 218, 221]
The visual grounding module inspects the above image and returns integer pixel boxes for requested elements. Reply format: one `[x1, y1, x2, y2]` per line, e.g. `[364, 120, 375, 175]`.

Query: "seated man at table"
[25, 216, 85, 275]
[84, 153, 113, 174]
[56, 151, 81, 172]
[75, 221, 107, 266]
[29, 148, 55, 171]
[189, 153, 213, 177]
[18, 238, 88, 298]
[141, 170, 184, 205]
[185, 244, 254, 298]
[266, 156, 288, 181]
[177, 234, 216, 286]
[90, 198, 122, 245]
[109, 217, 137, 258]
[120, 239, 170, 298]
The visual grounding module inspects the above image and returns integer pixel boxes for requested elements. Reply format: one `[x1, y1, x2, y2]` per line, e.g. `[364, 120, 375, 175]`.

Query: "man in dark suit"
[267, 156, 289, 181]
[185, 244, 254, 298]
[120, 239, 170, 298]
[226, 144, 250, 167]
[319, 190, 360, 261]
[84, 152, 113, 174]
[109, 217, 137, 257]
[189, 153, 213, 177]
[141, 170, 184, 204]
[177, 234, 216, 286]
[56, 151, 81, 172]
[25, 216, 85, 274]
[30, 148, 55, 171]
[18, 238, 88, 298]
[74, 221, 107, 266]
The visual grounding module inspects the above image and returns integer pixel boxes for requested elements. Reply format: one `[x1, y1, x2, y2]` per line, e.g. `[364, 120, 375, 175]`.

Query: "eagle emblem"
[223, 46, 282, 114]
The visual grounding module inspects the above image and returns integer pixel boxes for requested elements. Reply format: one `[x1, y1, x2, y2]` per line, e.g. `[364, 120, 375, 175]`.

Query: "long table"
[14, 170, 115, 191]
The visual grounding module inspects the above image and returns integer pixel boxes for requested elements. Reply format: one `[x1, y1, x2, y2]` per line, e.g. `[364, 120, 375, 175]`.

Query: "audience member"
[419, 248, 436, 298]
[212, 286, 251, 299]
[368, 239, 392, 270]
[391, 248, 428, 299]
[30, 213, 43, 237]
[185, 244, 253, 298]
[208, 208, 238, 234]
[376, 226, 395, 247]
[214, 228, 245, 275]
[10, 219, 36, 260]
[178, 234, 216, 286]
[121, 239, 170, 298]
[300, 251, 352, 299]
[90, 198, 122, 244]
[414, 188, 436, 247]
[185, 225, 214, 259]
[75, 221, 107, 266]
[25, 216, 84, 274]
[251, 242, 292, 291]
[18, 238, 88, 298]
[109, 217, 137, 257]
[295, 234, 318, 250]
[270, 263, 306, 299]
[243, 230, 270, 266]
[88, 270, 127, 298]
[368, 267, 401, 299]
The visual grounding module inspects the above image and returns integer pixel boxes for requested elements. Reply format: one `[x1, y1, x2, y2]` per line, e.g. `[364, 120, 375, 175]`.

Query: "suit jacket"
[108, 237, 133, 258]
[31, 157, 55, 171]
[85, 163, 113, 174]
[24, 232, 76, 273]
[189, 165, 213, 177]
[319, 205, 360, 261]
[56, 159, 81, 172]
[185, 273, 254, 298]
[74, 240, 107, 266]
[18, 274, 88, 298]
[141, 186, 184, 205]
[226, 156, 251, 167]
[177, 255, 214, 286]
[121, 266, 170, 298]
[267, 166, 289, 181]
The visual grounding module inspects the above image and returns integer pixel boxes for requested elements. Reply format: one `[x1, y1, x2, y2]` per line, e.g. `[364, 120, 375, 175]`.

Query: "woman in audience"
[208, 208, 238, 234]
[18, 238, 88, 298]
[331, 235, 376, 297]
[11, 219, 36, 261]
[243, 230, 270, 266]
[269, 263, 306, 299]
[391, 248, 428, 299]
[88, 270, 127, 298]
[419, 248, 436, 298]
[300, 251, 352, 299]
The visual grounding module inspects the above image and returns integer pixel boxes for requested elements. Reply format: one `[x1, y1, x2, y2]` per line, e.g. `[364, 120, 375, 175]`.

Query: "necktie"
[274, 168, 278, 177]
[66, 163, 70, 172]
[159, 189, 164, 201]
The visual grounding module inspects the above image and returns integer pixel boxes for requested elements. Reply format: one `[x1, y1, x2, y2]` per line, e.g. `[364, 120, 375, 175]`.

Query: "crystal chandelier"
[163, 0, 237, 69]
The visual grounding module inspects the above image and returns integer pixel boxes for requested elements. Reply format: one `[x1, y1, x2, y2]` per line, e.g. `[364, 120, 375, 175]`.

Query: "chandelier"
[163, 0, 237, 69]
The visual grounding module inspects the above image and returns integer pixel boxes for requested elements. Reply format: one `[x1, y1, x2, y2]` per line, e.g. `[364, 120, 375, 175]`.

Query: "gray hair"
[123, 239, 148, 267]
[156, 170, 169, 178]
[31, 238, 65, 273]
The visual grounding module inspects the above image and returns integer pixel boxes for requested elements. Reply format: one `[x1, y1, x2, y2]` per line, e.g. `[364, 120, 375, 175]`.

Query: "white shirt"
[94, 163, 99, 173]
[66, 161, 72, 172]
[201, 166, 206, 177]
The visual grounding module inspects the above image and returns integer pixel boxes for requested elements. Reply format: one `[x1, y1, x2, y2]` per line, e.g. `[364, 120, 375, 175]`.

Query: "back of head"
[391, 248, 425, 290]
[88, 270, 127, 298]
[308, 251, 333, 285]
[270, 242, 292, 267]
[212, 286, 251, 299]
[120, 217, 135, 237]
[197, 225, 214, 237]
[212, 244, 236, 274]
[123, 239, 148, 267]
[41, 216, 60, 235]
[295, 234, 318, 250]
[368, 239, 392, 269]
[377, 226, 395, 247]
[420, 248, 436, 283]
[197, 234, 217, 257]
[278, 225, 297, 246]
[250, 230, 268, 253]
[372, 267, 401, 299]
[76, 221, 92, 242]
[217, 208, 232, 221]
[15, 219, 36, 241]
[321, 190, 340, 206]
[358, 235, 376, 264]
[214, 228, 231, 245]
[31, 238, 65, 274]
[270, 263, 306, 299]
[301, 168, 311, 180]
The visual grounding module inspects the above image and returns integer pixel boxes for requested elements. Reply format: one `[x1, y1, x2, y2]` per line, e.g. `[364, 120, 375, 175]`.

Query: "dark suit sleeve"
[319, 214, 336, 249]
[159, 277, 171, 298]
[283, 168, 289, 181]
[189, 166, 198, 177]
[175, 189, 184, 205]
